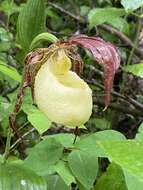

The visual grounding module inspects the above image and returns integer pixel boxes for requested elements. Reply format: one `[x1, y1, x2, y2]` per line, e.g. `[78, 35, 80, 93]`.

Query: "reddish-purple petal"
[69, 35, 120, 108]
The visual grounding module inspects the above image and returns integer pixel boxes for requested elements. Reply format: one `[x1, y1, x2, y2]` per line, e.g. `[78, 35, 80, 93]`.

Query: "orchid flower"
[25, 35, 120, 126]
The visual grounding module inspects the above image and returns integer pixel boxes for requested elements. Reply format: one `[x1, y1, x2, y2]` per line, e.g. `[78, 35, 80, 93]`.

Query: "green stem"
[127, 9, 142, 65]
[4, 128, 12, 161]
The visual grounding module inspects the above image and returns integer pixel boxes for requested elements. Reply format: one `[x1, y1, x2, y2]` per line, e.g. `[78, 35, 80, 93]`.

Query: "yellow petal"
[34, 49, 92, 126]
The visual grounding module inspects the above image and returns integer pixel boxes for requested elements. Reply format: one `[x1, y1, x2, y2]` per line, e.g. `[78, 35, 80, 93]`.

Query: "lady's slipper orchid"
[34, 48, 92, 126]
[25, 35, 120, 127]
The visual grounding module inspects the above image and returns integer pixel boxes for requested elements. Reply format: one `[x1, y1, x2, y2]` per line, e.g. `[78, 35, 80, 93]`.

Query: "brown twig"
[10, 128, 36, 150]
[48, 2, 83, 22]
[87, 78, 143, 113]
[8, 65, 30, 154]
[93, 96, 143, 117]
[85, 65, 143, 112]
[99, 24, 143, 58]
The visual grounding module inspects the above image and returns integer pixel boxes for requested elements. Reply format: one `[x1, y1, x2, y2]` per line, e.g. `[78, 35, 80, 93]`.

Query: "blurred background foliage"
[0, 0, 143, 189]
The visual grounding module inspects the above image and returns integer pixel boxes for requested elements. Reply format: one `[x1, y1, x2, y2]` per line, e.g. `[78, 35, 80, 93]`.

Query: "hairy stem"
[6, 66, 30, 158]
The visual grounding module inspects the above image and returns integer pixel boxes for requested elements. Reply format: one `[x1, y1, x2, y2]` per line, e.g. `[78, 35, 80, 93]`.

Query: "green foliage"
[94, 163, 127, 190]
[43, 133, 77, 148]
[21, 89, 52, 134]
[68, 150, 98, 189]
[135, 123, 143, 140]
[24, 137, 64, 176]
[0, 60, 21, 82]
[98, 140, 143, 190]
[123, 63, 143, 78]
[0, 96, 13, 136]
[0, 162, 47, 190]
[0, 27, 12, 52]
[123, 169, 143, 190]
[0, 0, 21, 16]
[89, 117, 111, 130]
[88, 8, 126, 29]
[26, 108, 52, 134]
[55, 161, 76, 185]
[17, 0, 46, 51]
[75, 130, 126, 157]
[46, 175, 70, 190]
[121, 0, 143, 11]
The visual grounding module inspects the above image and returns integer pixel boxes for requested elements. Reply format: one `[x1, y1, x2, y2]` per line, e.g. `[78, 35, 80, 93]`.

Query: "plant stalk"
[3, 128, 12, 161]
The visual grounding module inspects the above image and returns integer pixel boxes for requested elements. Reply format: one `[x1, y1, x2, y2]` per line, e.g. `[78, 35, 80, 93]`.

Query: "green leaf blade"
[24, 138, 64, 176]
[121, 0, 143, 11]
[46, 175, 70, 190]
[0, 163, 47, 190]
[88, 8, 125, 29]
[55, 161, 76, 186]
[94, 163, 127, 190]
[68, 150, 98, 189]
[0, 60, 21, 82]
[98, 140, 143, 190]
[123, 63, 143, 78]
[27, 109, 52, 134]
[75, 130, 126, 157]
[17, 0, 46, 51]
[135, 123, 143, 140]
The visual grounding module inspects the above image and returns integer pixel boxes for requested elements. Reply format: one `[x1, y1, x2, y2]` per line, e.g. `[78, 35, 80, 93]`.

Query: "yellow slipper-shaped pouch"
[34, 49, 92, 126]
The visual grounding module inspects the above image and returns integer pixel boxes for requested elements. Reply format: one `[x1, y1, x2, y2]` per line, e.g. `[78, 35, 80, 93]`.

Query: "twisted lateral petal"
[34, 49, 92, 126]
[69, 35, 120, 108]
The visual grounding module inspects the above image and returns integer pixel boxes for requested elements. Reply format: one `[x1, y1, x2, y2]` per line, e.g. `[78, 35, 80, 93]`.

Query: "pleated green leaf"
[17, 0, 46, 51]
[0, 163, 47, 190]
